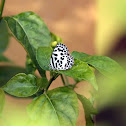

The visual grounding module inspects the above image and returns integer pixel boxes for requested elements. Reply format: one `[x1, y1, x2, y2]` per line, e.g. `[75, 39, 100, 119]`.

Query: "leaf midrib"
[6, 16, 46, 77]
[44, 93, 60, 126]
[12, 16, 35, 55]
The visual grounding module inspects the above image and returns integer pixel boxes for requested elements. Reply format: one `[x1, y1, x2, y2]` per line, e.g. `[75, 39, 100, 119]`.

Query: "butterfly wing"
[53, 43, 69, 54]
[50, 43, 74, 70]
[64, 55, 74, 70]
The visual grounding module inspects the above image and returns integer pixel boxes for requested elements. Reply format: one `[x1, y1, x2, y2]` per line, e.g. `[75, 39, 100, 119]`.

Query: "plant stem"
[72, 82, 78, 89]
[0, 0, 5, 19]
[64, 75, 69, 85]
[37, 65, 46, 77]
[60, 74, 66, 86]
[46, 73, 59, 91]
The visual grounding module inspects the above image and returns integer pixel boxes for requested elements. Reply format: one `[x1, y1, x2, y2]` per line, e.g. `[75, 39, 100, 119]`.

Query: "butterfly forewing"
[50, 43, 74, 70]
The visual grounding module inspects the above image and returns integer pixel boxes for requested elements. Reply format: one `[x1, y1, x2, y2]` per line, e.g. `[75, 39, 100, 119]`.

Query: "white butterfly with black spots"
[50, 43, 74, 70]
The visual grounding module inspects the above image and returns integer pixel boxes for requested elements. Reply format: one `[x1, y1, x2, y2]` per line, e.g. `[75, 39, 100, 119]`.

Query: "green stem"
[65, 75, 69, 85]
[72, 82, 78, 89]
[37, 65, 46, 77]
[46, 73, 59, 91]
[60, 74, 66, 86]
[0, 0, 5, 19]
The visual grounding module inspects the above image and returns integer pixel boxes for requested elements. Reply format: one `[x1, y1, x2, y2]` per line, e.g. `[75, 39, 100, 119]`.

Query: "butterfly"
[50, 43, 74, 70]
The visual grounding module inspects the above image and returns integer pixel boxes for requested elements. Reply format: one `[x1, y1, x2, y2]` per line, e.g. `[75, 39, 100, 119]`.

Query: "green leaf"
[4, 11, 51, 51]
[0, 89, 5, 115]
[37, 47, 98, 90]
[37, 47, 53, 71]
[72, 51, 122, 78]
[0, 54, 11, 62]
[2, 73, 38, 97]
[25, 55, 36, 74]
[71, 51, 89, 59]
[0, 66, 26, 87]
[83, 56, 122, 77]
[0, 19, 9, 53]
[4, 11, 51, 77]
[51, 32, 63, 43]
[77, 94, 97, 126]
[59, 59, 97, 90]
[27, 87, 79, 126]
[38, 77, 48, 89]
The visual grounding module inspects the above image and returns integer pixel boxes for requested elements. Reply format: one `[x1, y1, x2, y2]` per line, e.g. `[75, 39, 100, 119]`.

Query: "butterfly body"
[50, 43, 74, 70]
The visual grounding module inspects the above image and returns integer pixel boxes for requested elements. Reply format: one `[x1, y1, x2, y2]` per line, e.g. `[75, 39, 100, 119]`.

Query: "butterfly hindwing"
[50, 43, 74, 70]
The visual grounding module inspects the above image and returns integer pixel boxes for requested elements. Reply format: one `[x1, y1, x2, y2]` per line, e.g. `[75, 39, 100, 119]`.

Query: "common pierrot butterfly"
[50, 43, 74, 70]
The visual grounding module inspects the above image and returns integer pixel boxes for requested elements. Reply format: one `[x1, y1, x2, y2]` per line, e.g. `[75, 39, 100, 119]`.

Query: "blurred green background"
[96, 0, 126, 55]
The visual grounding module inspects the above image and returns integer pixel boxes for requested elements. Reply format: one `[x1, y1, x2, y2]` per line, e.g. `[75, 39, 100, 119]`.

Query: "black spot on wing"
[60, 61, 62, 64]
[50, 55, 55, 69]
[55, 62, 57, 68]
[58, 47, 63, 52]
[53, 53, 58, 56]
[61, 57, 64, 60]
